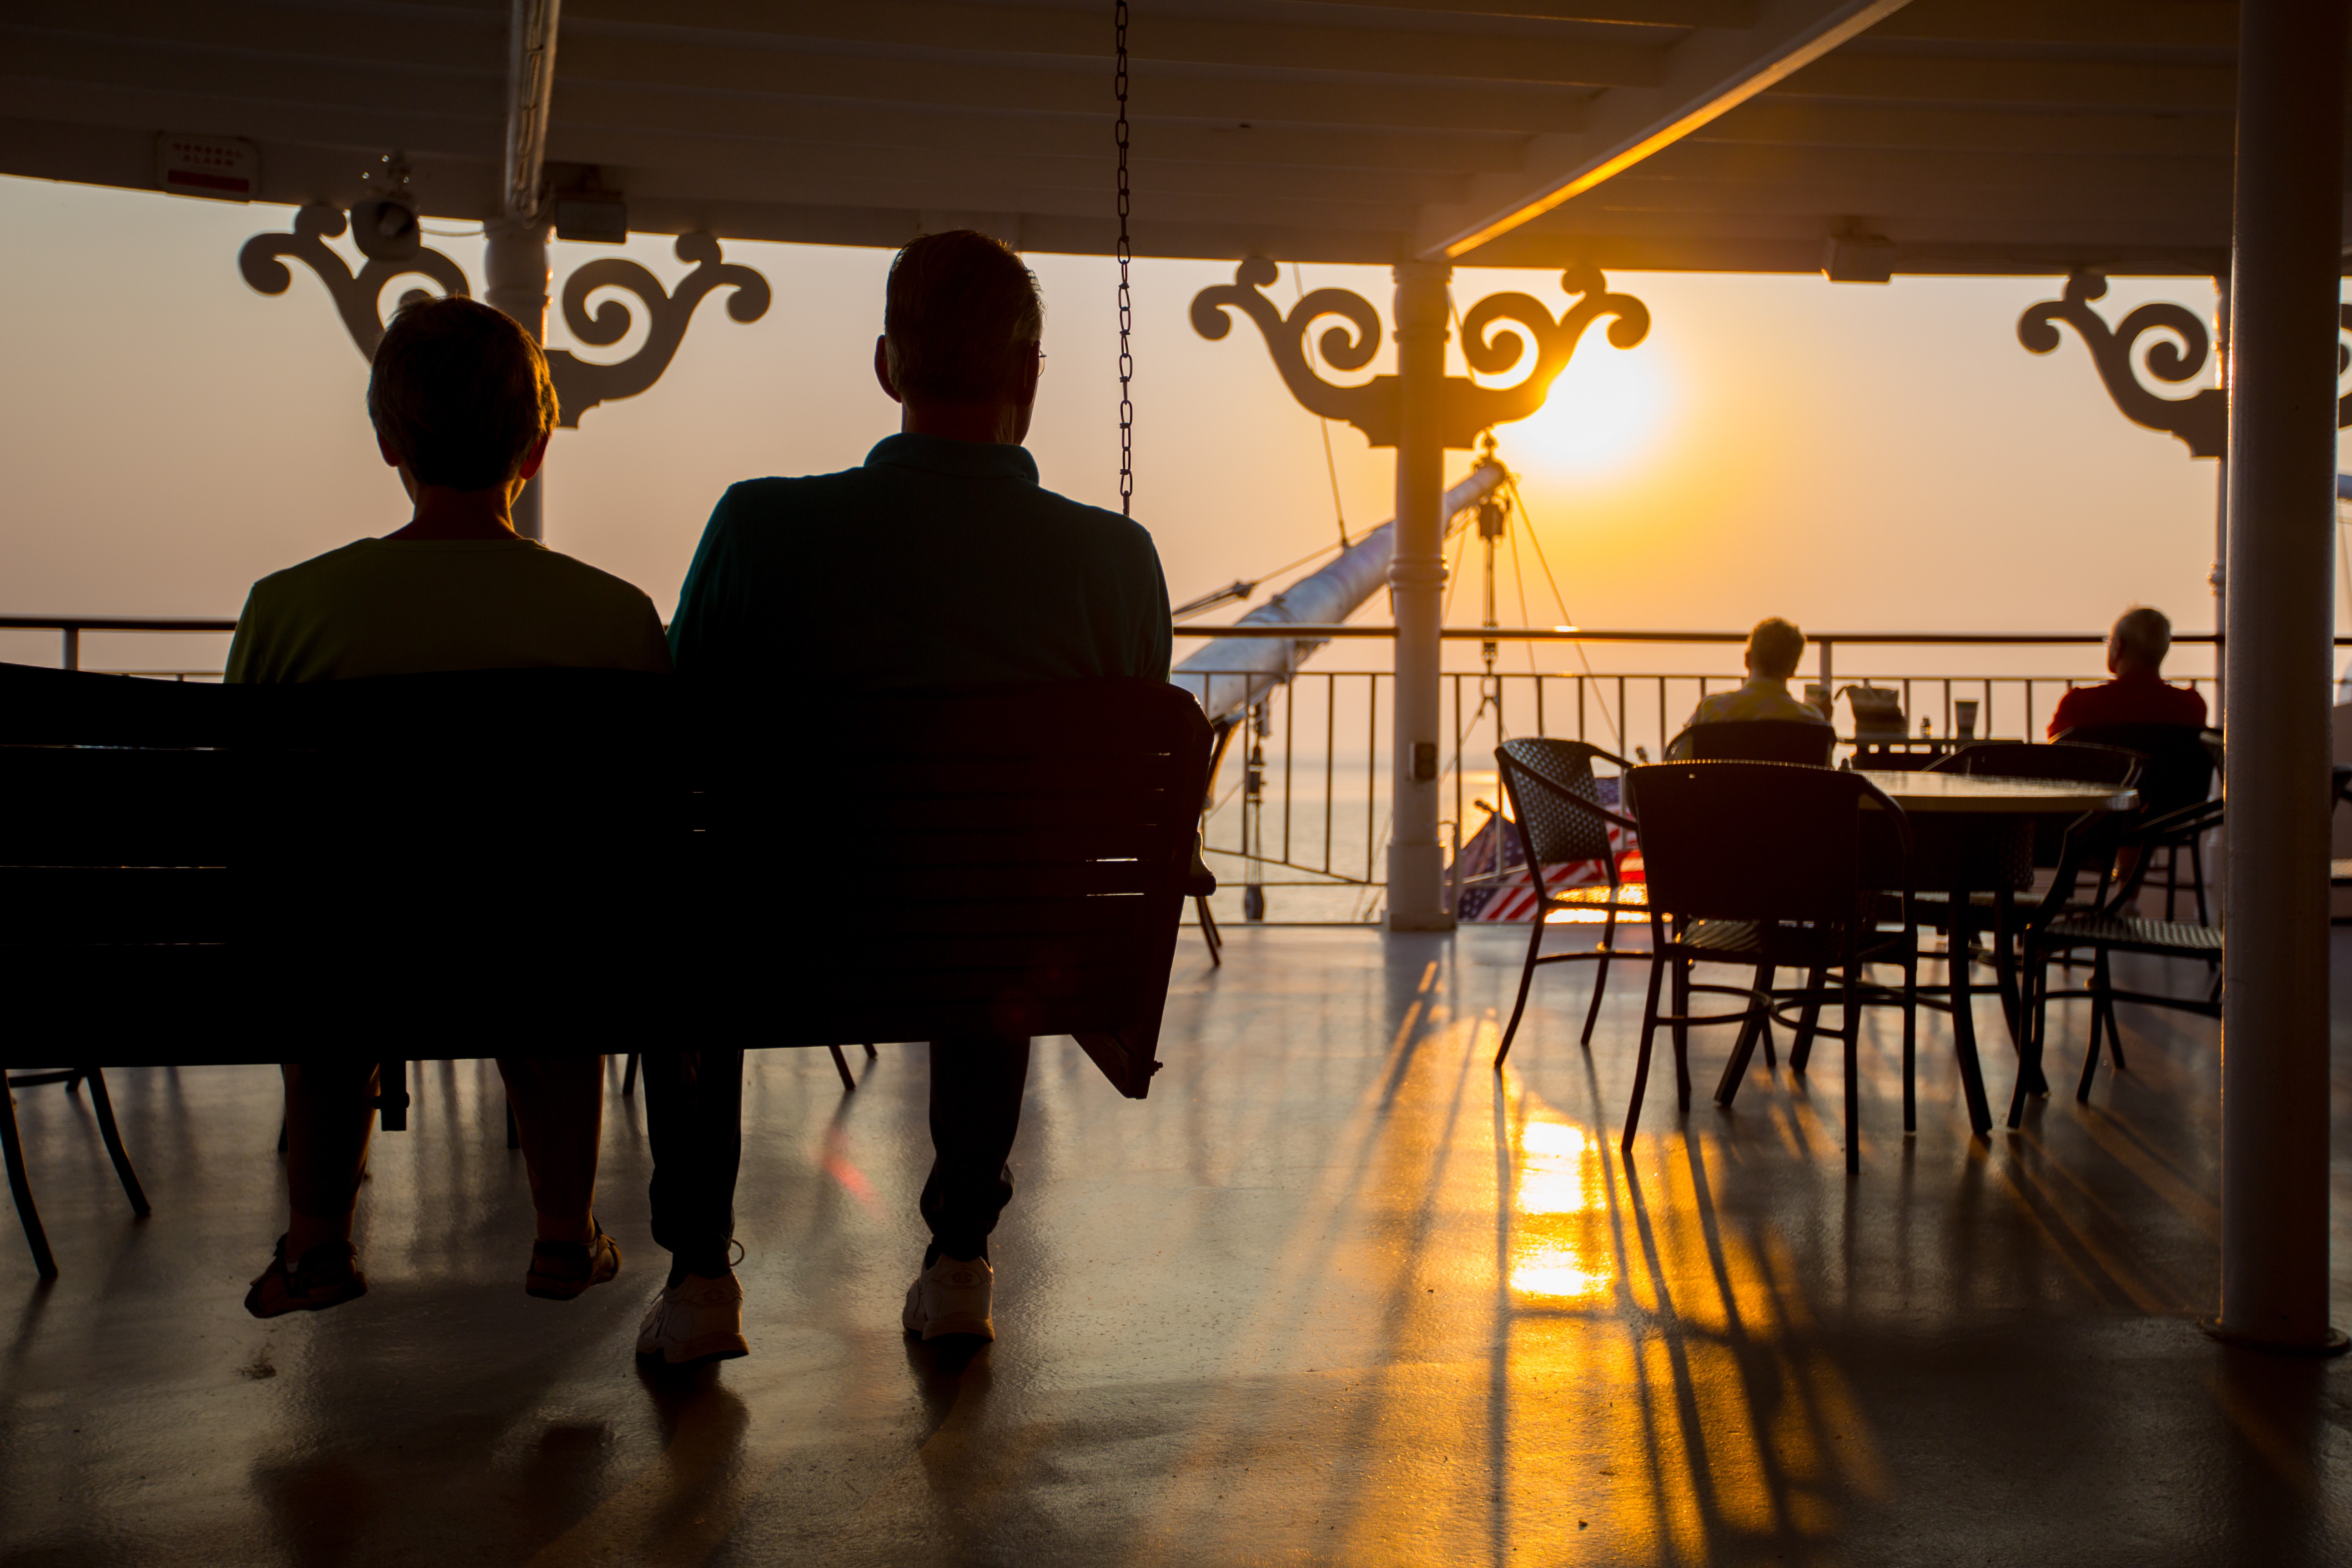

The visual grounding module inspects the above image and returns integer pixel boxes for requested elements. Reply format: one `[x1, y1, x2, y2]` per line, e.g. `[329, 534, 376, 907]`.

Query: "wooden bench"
[0, 662, 1212, 1275]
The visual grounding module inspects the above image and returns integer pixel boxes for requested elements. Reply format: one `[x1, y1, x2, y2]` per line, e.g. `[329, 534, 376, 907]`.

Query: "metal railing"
[1172, 625, 2332, 927]
[0, 613, 237, 678]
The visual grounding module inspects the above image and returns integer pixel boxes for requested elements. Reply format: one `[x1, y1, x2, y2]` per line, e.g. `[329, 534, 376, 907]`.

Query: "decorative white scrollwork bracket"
[237, 204, 469, 362]
[544, 233, 770, 427]
[2017, 271, 2352, 458]
[238, 210, 771, 428]
[1190, 256, 1650, 449]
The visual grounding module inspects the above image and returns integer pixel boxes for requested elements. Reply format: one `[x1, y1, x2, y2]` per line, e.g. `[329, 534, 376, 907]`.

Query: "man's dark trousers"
[644, 1038, 1030, 1271]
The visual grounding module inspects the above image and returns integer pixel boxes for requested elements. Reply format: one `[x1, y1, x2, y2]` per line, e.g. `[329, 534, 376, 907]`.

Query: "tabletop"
[1852, 770, 2137, 814]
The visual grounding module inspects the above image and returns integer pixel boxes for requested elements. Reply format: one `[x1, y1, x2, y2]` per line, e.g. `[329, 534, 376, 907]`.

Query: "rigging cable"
[1114, 0, 1133, 517]
[1503, 466, 1623, 751]
[1292, 262, 1350, 549]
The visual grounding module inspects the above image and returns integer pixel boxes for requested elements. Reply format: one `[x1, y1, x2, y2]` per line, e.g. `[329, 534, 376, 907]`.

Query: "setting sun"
[1497, 331, 1675, 479]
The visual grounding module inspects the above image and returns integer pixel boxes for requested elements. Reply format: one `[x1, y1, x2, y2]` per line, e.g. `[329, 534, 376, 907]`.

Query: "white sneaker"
[903, 1253, 995, 1341]
[635, 1270, 749, 1365]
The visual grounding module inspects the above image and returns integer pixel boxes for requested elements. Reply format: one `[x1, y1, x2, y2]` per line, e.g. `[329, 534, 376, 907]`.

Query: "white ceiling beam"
[566, 0, 1667, 89]
[1781, 50, 2235, 113]
[548, 83, 1529, 173]
[1693, 99, 2236, 158]
[1278, 1, 1761, 26]
[550, 125, 1476, 206]
[554, 32, 1592, 135]
[1411, 0, 1913, 260]
[504, 0, 559, 219]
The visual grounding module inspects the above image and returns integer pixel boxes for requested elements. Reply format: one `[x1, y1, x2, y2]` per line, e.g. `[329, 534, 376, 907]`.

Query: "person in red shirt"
[2048, 605, 2208, 736]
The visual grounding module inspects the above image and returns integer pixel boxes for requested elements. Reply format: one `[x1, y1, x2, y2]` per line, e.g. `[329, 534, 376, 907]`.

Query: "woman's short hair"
[2112, 605, 2172, 665]
[1746, 617, 1807, 680]
[884, 230, 1044, 404]
[367, 296, 558, 491]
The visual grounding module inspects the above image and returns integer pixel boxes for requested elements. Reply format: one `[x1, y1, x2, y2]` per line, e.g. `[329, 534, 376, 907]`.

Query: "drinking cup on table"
[1955, 700, 1978, 740]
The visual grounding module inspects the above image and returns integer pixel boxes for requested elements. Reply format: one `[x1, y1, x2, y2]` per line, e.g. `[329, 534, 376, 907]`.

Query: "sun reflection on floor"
[1507, 1091, 1613, 1300]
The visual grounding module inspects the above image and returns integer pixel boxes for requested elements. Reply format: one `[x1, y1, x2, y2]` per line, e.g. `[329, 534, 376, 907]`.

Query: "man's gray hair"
[2112, 605, 2172, 665]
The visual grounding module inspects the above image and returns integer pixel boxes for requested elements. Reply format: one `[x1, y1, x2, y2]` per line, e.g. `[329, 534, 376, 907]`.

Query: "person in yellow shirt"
[1667, 616, 1829, 757]
[230, 295, 669, 1318]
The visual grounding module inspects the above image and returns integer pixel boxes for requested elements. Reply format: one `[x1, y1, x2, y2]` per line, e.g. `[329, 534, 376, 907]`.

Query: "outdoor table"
[1854, 771, 2139, 1138]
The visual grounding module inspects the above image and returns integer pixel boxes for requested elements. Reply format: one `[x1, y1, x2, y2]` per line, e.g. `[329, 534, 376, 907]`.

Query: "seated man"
[229, 295, 670, 1317]
[1667, 616, 1828, 757]
[640, 230, 1170, 1363]
[2047, 605, 2208, 736]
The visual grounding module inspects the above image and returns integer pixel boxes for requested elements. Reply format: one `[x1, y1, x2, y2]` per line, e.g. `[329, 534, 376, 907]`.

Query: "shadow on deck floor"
[2, 925, 2347, 1566]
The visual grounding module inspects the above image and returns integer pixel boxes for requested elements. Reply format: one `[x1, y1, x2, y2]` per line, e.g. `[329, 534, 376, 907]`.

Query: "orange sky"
[0, 174, 2264, 682]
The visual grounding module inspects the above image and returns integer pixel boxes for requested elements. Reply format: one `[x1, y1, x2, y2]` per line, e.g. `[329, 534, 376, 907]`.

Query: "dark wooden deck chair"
[695, 679, 1213, 1098]
[2053, 722, 2217, 921]
[1623, 761, 1917, 1175]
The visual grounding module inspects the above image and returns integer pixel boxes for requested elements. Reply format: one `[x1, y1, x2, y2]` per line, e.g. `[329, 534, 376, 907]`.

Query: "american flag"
[1454, 777, 1643, 923]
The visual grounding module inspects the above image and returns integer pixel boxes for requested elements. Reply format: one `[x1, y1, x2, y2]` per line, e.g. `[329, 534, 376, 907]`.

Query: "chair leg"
[1902, 950, 1919, 1135]
[1496, 912, 1547, 1066]
[83, 1070, 149, 1217]
[0, 1076, 59, 1279]
[1196, 895, 1224, 968]
[864, 1043, 878, 1058]
[2076, 955, 2107, 1103]
[504, 1099, 520, 1151]
[2008, 955, 2047, 1130]
[2095, 950, 2126, 1070]
[1670, 958, 1692, 1092]
[1622, 948, 1670, 1158]
[829, 1044, 857, 1092]
[1669, 960, 1693, 1111]
[1578, 909, 1616, 1048]
[1716, 963, 1773, 1108]
[1842, 965, 1861, 1176]
[1789, 968, 1827, 1075]
[2190, 835, 2210, 930]
[621, 1052, 639, 1097]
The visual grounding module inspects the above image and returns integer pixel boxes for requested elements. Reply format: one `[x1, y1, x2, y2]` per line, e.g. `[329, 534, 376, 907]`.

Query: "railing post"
[60, 626, 78, 671]
[1386, 260, 1454, 931]
[2214, 0, 2347, 1355]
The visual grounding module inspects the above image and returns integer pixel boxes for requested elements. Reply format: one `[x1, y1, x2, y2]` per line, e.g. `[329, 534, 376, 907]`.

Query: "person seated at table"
[2046, 605, 2207, 737]
[227, 294, 671, 1318]
[1666, 617, 1829, 757]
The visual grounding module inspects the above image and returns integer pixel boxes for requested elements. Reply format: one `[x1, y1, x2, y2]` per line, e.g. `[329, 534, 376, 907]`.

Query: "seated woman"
[229, 295, 671, 1317]
[1666, 616, 1829, 758]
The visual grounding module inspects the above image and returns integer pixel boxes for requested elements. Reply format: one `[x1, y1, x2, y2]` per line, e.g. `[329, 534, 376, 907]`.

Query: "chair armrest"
[1183, 837, 1217, 898]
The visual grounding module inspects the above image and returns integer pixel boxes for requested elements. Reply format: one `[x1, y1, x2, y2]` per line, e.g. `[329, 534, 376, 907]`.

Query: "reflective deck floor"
[3, 926, 2349, 1567]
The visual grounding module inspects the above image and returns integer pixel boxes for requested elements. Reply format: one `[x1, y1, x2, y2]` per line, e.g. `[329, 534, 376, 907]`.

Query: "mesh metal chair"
[1486, 739, 1647, 1065]
[1669, 719, 1836, 765]
[2018, 794, 2225, 1116]
[1622, 760, 1917, 1175]
[2053, 722, 2217, 921]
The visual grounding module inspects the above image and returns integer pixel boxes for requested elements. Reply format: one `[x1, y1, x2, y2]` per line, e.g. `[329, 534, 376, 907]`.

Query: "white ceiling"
[0, 0, 2319, 276]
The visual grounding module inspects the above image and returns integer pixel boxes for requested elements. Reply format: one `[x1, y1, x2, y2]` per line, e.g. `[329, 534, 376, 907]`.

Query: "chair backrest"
[2053, 721, 2214, 816]
[0, 665, 1210, 1098]
[1626, 760, 1903, 925]
[1933, 740, 2141, 788]
[1674, 719, 1835, 766]
[1493, 738, 1625, 873]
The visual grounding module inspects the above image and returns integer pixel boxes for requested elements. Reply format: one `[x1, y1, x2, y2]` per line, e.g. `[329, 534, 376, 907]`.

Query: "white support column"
[2215, 0, 2347, 1354]
[484, 218, 550, 542]
[1387, 261, 1455, 932]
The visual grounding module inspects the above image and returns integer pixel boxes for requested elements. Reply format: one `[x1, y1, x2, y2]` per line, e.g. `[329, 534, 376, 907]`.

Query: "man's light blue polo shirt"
[668, 433, 1171, 689]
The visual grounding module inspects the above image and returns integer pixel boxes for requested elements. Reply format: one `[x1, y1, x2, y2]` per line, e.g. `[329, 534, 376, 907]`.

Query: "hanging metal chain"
[1115, 0, 1133, 517]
